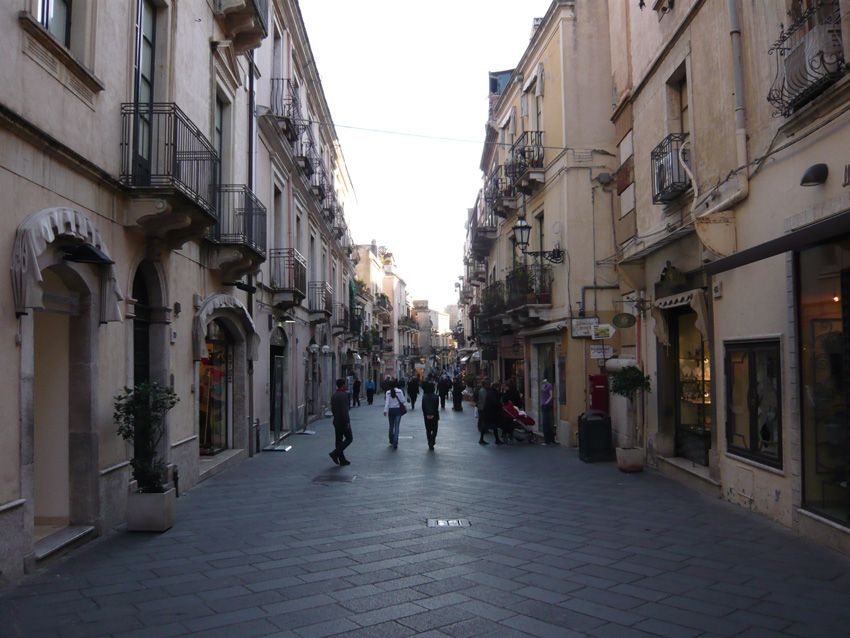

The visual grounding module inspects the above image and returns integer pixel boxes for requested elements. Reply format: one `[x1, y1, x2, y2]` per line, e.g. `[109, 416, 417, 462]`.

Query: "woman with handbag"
[384, 380, 407, 449]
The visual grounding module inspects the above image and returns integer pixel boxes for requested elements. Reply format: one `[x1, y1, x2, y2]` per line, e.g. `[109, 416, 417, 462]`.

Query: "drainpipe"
[691, 0, 749, 229]
[247, 50, 256, 457]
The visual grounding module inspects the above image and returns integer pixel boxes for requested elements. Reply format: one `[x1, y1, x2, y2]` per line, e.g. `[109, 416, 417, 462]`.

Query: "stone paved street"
[2, 403, 850, 637]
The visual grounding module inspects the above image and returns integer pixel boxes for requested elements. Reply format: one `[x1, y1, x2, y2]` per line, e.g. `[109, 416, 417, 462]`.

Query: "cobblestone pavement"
[3, 402, 850, 637]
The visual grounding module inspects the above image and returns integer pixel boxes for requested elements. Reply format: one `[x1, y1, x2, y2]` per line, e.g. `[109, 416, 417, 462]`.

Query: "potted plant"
[609, 365, 651, 472]
[115, 382, 179, 531]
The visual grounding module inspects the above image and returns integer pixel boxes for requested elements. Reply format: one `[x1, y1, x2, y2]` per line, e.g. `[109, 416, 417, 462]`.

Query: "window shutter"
[510, 107, 516, 135]
[535, 63, 544, 97]
[520, 94, 528, 118]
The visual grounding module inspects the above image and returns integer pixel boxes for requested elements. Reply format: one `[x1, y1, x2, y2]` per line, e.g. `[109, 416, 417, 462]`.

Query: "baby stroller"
[500, 401, 537, 443]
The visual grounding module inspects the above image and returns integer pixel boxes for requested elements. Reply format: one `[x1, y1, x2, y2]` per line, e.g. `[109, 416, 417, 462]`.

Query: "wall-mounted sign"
[571, 317, 599, 338]
[591, 324, 616, 340]
[612, 312, 636, 329]
[590, 345, 614, 360]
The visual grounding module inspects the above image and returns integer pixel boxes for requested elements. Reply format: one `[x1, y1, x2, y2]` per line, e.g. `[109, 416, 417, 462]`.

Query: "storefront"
[199, 319, 232, 455]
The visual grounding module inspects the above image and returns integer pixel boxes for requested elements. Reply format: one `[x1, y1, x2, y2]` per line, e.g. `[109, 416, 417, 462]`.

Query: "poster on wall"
[571, 317, 599, 338]
[557, 356, 566, 405]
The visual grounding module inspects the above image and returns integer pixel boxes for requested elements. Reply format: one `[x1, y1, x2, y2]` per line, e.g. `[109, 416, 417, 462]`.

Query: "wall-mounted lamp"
[308, 338, 319, 354]
[511, 216, 565, 264]
[801, 163, 829, 187]
[321, 344, 331, 355]
[173, 301, 182, 318]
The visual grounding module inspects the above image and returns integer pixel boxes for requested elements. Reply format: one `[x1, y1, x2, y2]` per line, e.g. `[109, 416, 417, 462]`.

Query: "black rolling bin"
[578, 409, 615, 462]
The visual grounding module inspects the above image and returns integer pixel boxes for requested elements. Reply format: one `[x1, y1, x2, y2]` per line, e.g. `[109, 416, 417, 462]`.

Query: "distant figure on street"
[477, 379, 490, 445]
[330, 378, 352, 466]
[451, 376, 465, 411]
[345, 373, 354, 408]
[352, 376, 361, 408]
[540, 378, 555, 445]
[365, 377, 376, 405]
[421, 382, 439, 450]
[407, 375, 420, 410]
[482, 380, 504, 446]
[384, 381, 407, 449]
[437, 373, 451, 409]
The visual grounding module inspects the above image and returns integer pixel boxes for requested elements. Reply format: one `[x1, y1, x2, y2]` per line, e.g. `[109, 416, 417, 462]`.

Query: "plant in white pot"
[115, 382, 179, 531]
[609, 365, 651, 473]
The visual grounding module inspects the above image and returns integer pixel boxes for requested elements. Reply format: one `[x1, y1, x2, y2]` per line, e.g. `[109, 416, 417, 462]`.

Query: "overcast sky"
[299, 0, 553, 311]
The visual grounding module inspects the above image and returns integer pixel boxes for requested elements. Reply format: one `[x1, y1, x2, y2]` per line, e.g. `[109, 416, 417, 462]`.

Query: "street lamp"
[511, 216, 564, 264]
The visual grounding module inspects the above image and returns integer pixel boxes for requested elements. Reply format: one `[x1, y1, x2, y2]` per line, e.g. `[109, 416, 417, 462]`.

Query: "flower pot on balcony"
[615, 447, 645, 473]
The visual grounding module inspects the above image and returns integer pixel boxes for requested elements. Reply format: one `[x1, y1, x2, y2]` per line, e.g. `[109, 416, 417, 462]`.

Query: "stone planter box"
[616, 447, 645, 473]
[126, 488, 176, 532]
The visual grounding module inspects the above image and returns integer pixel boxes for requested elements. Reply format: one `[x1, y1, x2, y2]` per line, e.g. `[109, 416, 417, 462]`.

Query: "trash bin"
[578, 409, 615, 462]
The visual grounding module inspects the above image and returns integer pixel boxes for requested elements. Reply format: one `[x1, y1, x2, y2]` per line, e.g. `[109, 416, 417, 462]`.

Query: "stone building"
[0, 0, 358, 582]
[460, 0, 619, 443]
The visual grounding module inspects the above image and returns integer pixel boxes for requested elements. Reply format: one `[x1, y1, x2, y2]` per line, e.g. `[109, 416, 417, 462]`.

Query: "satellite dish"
[612, 313, 636, 329]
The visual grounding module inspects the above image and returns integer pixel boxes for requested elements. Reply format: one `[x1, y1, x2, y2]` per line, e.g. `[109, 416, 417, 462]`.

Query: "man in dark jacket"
[407, 375, 420, 410]
[437, 374, 452, 409]
[330, 378, 352, 466]
[421, 382, 440, 450]
[481, 381, 504, 445]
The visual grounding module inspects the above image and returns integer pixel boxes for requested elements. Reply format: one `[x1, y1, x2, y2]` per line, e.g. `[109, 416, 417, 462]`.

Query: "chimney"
[531, 17, 543, 40]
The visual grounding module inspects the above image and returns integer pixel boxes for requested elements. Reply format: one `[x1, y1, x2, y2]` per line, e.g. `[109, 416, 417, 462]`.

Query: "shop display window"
[199, 319, 231, 455]
[799, 241, 850, 525]
[675, 311, 712, 466]
[725, 340, 782, 467]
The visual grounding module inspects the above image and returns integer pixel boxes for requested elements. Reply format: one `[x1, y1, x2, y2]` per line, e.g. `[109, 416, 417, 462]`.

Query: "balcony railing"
[269, 248, 307, 299]
[210, 185, 267, 256]
[481, 281, 505, 316]
[375, 293, 393, 314]
[767, 0, 845, 117]
[484, 164, 516, 217]
[651, 133, 691, 204]
[308, 281, 333, 315]
[311, 163, 328, 200]
[507, 130, 544, 193]
[333, 212, 347, 240]
[269, 78, 301, 142]
[120, 102, 219, 216]
[332, 302, 350, 334]
[295, 125, 316, 176]
[506, 264, 553, 309]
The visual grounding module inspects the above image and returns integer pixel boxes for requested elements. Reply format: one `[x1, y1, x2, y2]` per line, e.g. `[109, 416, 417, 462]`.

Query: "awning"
[517, 320, 566, 337]
[705, 209, 850, 275]
[651, 288, 709, 346]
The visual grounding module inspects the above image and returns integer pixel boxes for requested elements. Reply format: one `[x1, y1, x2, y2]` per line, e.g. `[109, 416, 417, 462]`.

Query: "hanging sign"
[591, 324, 616, 340]
[612, 312, 636, 329]
[571, 317, 599, 338]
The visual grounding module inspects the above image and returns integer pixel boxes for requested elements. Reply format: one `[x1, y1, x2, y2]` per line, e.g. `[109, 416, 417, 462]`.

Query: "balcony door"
[132, 0, 156, 184]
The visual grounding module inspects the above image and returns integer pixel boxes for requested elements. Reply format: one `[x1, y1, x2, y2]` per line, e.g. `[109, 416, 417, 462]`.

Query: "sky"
[299, 0, 553, 311]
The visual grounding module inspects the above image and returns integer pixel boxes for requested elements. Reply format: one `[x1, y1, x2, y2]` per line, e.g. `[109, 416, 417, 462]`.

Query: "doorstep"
[34, 525, 95, 562]
[657, 456, 721, 499]
[198, 448, 247, 484]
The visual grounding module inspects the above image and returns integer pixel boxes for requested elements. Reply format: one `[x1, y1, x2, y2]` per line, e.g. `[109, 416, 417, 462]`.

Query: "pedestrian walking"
[330, 378, 352, 466]
[437, 373, 451, 410]
[451, 375, 464, 411]
[540, 377, 555, 445]
[482, 381, 504, 446]
[407, 375, 420, 410]
[366, 377, 376, 405]
[421, 382, 439, 450]
[352, 376, 361, 407]
[384, 381, 407, 449]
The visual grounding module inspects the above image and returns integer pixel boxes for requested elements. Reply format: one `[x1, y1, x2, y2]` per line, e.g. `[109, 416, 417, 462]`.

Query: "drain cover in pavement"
[398, 435, 414, 439]
[313, 474, 357, 483]
[427, 518, 470, 528]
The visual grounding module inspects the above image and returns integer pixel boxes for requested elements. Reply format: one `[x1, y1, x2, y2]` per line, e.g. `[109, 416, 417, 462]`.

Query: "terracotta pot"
[615, 447, 645, 473]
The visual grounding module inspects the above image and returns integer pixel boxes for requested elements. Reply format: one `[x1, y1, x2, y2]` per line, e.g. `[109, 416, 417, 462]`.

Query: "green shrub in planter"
[115, 382, 179, 493]
[610, 366, 651, 401]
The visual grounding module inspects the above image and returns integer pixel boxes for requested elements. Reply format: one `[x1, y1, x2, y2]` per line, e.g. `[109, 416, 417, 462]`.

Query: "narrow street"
[1, 405, 849, 638]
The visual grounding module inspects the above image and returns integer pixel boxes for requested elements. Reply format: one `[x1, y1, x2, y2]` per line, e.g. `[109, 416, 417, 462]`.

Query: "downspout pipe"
[692, 0, 749, 224]
[247, 50, 256, 456]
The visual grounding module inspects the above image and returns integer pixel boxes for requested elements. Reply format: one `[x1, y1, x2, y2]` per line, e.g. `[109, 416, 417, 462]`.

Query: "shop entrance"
[671, 309, 712, 465]
[269, 328, 288, 443]
[199, 319, 232, 455]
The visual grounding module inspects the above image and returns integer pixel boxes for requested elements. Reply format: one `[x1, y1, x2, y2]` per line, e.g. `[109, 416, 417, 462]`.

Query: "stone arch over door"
[11, 207, 124, 560]
[193, 295, 259, 455]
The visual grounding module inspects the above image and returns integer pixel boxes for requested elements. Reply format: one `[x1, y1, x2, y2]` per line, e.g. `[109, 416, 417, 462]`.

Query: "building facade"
[0, 0, 359, 582]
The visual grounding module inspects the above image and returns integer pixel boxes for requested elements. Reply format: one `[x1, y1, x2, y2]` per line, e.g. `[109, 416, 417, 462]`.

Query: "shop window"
[725, 340, 782, 467]
[799, 240, 850, 526]
[199, 319, 231, 455]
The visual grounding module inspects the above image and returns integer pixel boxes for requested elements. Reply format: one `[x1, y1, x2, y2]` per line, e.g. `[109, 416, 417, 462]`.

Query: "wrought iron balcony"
[322, 191, 337, 224]
[269, 248, 306, 309]
[651, 133, 691, 204]
[471, 210, 498, 258]
[484, 164, 517, 217]
[382, 338, 394, 353]
[767, 0, 845, 117]
[307, 281, 333, 320]
[208, 185, 267, 279]
[468, 260, 486, 284]
[269, 78, 301, 142]
[507, 131, 544, 195]
[214, 0, 268, 52]
[481, 281, 506, 317]
[332, 302, 350, 335]
[120, 102, 219, 246]
[506, 264, 553, 310]
[375, 293, 393, 315]
[333, 211, 347, 240]
[295, 125, 317, 177]
[311, 163, 328, 201]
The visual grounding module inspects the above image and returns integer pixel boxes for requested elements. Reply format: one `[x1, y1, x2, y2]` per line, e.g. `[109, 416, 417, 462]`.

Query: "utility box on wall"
[589, 373, 609, 413]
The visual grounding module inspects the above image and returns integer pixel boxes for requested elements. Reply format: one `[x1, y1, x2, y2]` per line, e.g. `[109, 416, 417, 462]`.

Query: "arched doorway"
[269, 328, 288, 444]
[199, 319, 233, 455]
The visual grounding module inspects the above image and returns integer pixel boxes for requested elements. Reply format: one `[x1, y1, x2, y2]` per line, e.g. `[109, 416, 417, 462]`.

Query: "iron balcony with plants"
[506, 130, 544, 195]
